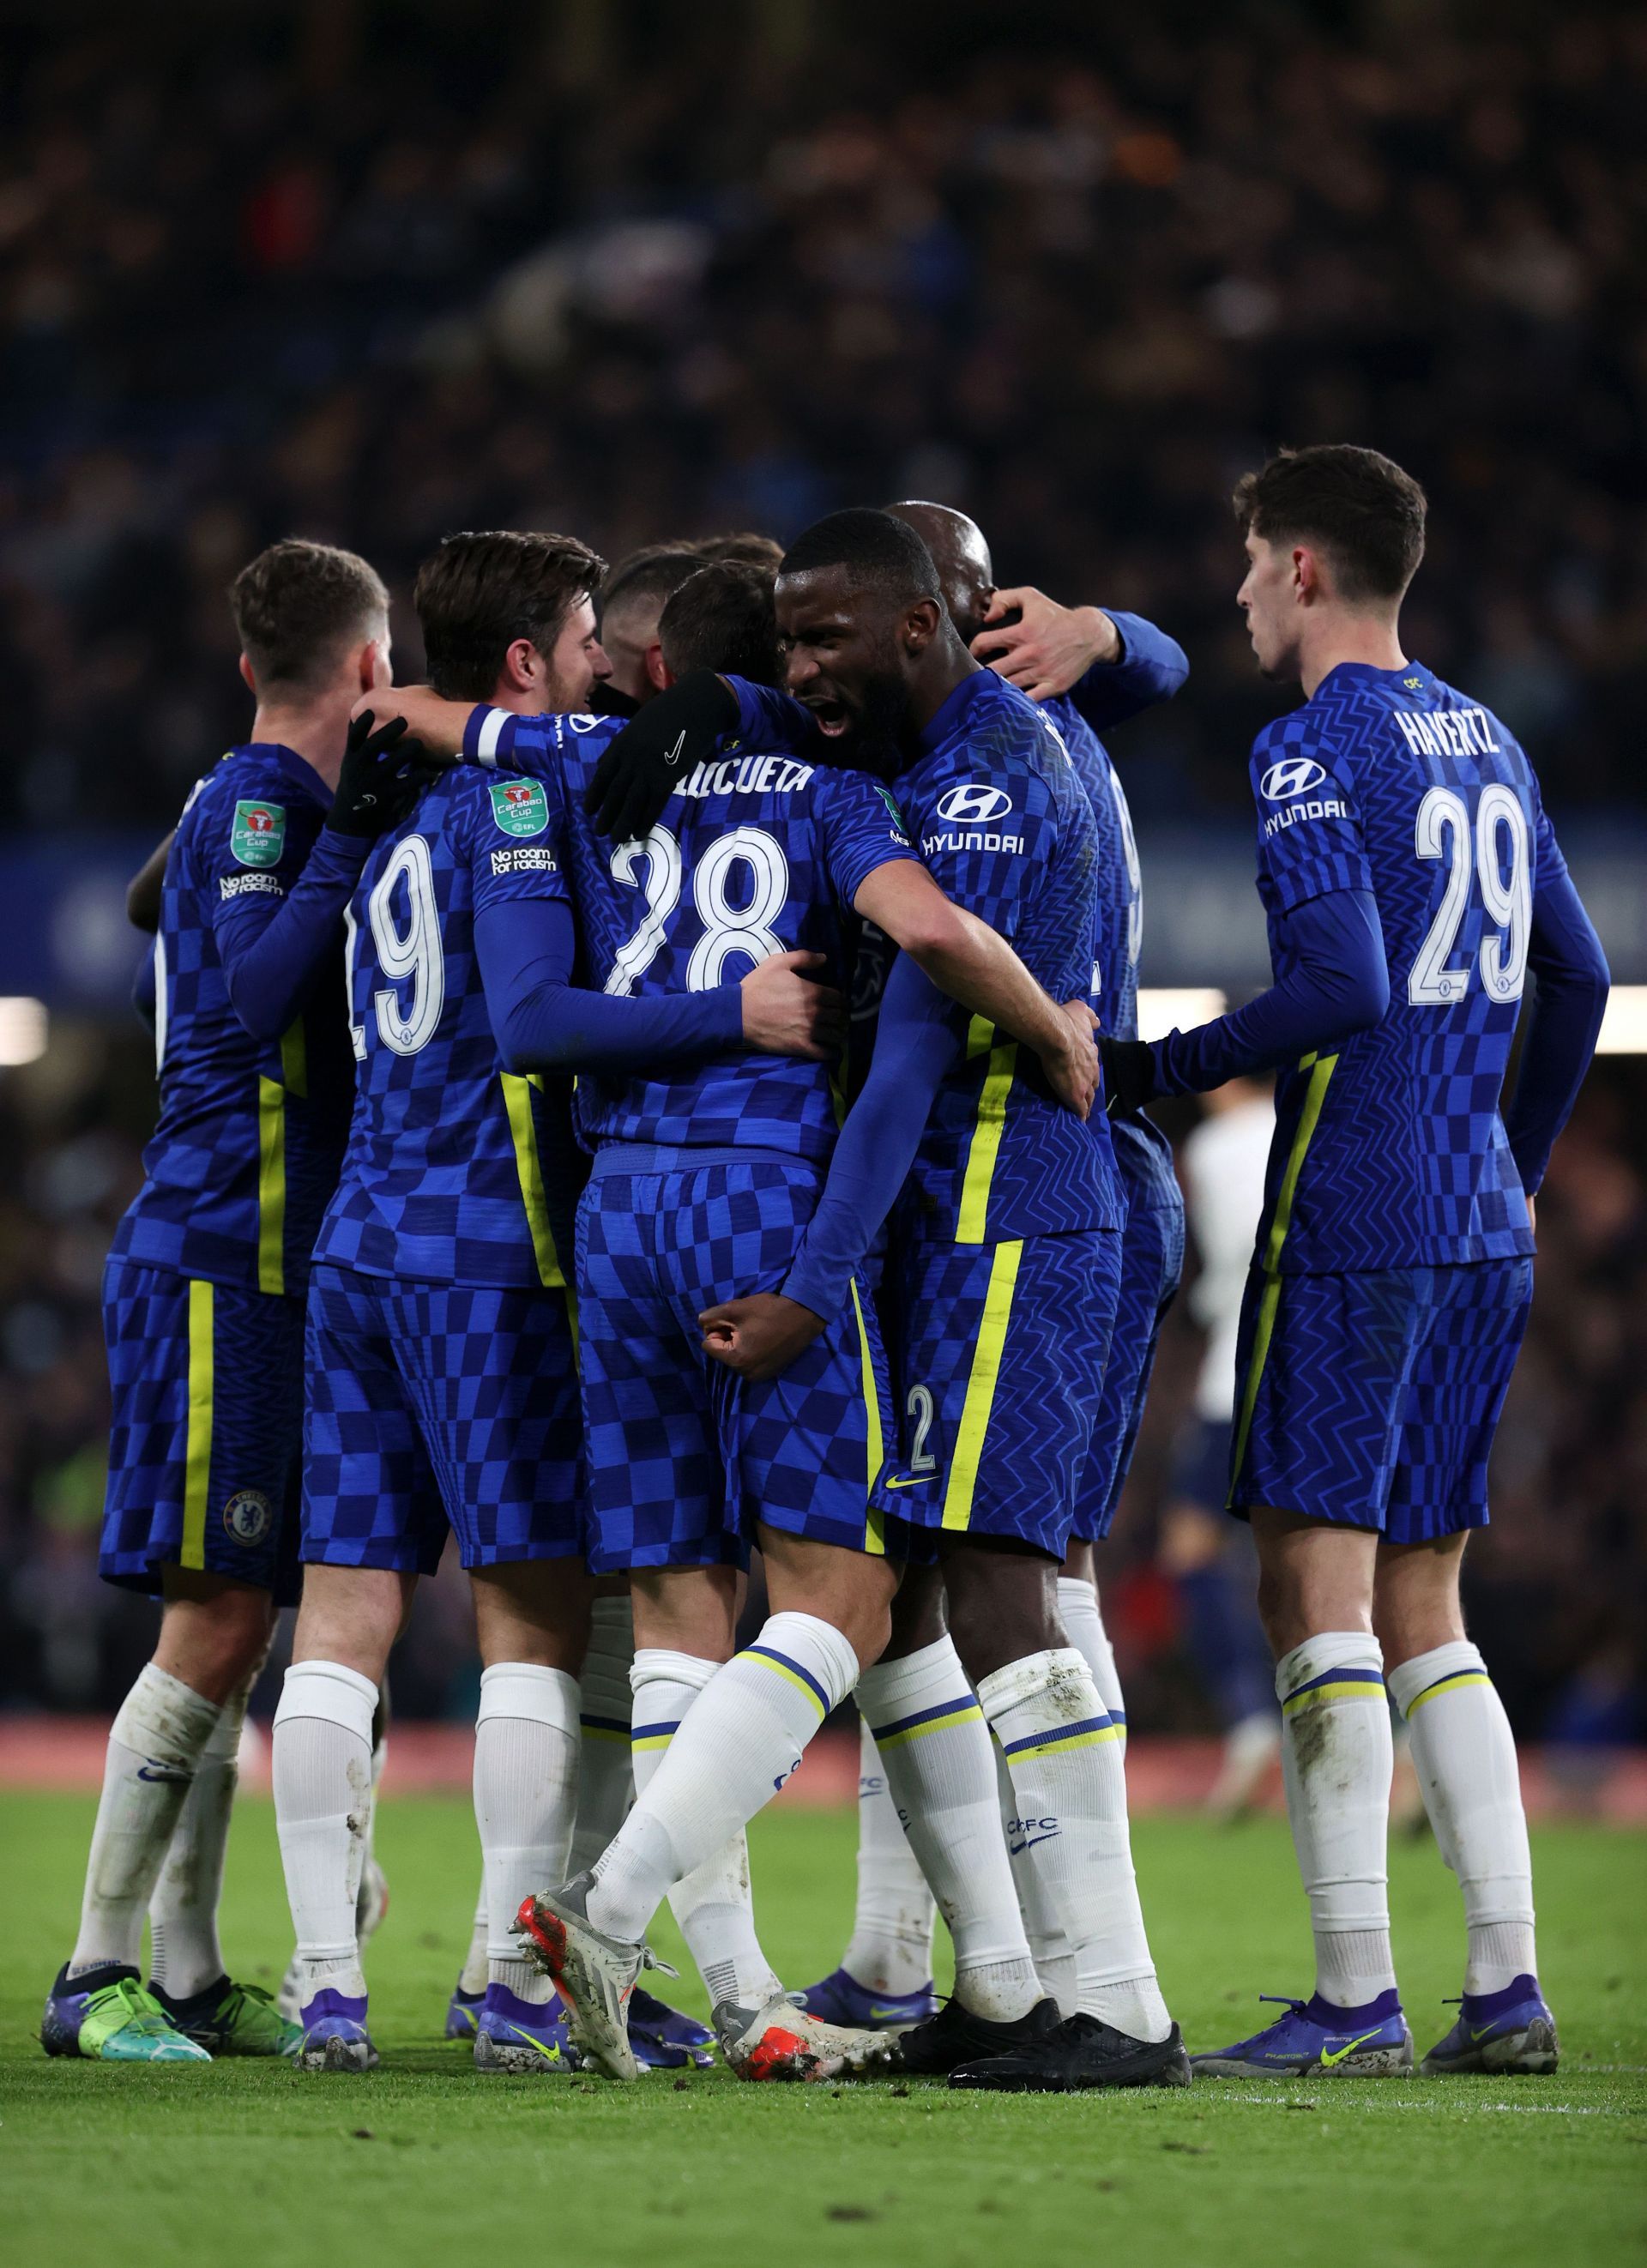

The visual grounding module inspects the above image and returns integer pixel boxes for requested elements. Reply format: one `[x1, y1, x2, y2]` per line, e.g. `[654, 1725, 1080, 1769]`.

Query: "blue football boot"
[296, 1988, 379, 2072]
[789, 1966, 939, 2031]
[474, 1981, 577, 2073]
[41, 1964, 210, 2063]
[1421, 1975, 1558, 2075]
[628, 1984, 715, 2071]
[1192, 1989, 1413, 2078]
[445, 1981, 486, 2040]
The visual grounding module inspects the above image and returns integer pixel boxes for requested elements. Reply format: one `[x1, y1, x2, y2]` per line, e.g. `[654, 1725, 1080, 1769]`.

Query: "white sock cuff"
[630, 1648, 720, 1700]
[1275, 1630, 1385, 1710]
[274, 1660, 378, 1746]
[1386, 1640, 1489, 1720]
[977, 1647, 1089, 1723]
[855, 1634, 972, 1728]
[112, 1662, 221, 1767]
[202, 1682, 252, 1761]
[749, 1611, 860, 1715]
[1056, 1575, 1100, 1617]
[477, 1662, 580, 1728]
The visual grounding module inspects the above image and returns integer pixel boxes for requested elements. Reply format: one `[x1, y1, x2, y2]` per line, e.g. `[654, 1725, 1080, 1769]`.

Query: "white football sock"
[148, 1680, 250, 1998]
[568, 1594, 636, 1877]
[857, 1638, 1040, 2022]
[474, 1662, 580, 2004]
[587, 1613, 858, 1947]
[841, 1717, 937, 1999]
[458, 1873, 490, 1997]
[629, 1649, 782, 2014]
[1056, 1576, 1126, 1743]
[1387, 1640, 1537, 1994]
[995, 1739, 1077, 2015]
[69, 1662, 222, 1977]
[981, 1648, 1170, 2041]
[272, 1660, 377, 2001]
[1276, 1632, 1397, 2008]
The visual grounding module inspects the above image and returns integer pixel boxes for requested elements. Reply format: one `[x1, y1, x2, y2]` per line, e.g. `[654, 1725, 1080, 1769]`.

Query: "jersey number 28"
[604, 825, 788, 994]
[1408, 783, 1530, 1008]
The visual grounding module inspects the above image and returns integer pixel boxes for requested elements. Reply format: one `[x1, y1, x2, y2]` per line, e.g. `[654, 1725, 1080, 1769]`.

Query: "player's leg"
[45, 1263, 293, 2065]
[1377, 1256, 1553, 2074]
[274, 1262, 435, 2071]
[793, 1708, 938, 2029]
[1160, 1461, 1280, 1818]
[1193, 1267, 1416, 2078]
[568, 1581, 637, 1879]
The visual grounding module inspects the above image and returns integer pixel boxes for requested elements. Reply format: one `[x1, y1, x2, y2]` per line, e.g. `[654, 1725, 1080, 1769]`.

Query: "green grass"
[3, 1790, 1644, 2268]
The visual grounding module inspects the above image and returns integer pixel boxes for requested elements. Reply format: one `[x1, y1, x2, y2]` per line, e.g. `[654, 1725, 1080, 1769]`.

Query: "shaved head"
[886, 501, 994, 645]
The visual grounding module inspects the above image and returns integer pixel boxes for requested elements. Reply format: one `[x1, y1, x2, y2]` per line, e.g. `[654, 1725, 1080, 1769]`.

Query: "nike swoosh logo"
[867, 2006, 913, 2023]
[1469, 2023, 1502, 2042]
[1007, 1832, 1059, 1855]
[1318, 2027, 1384, 2067]
[136, 1764, 192, 1783]
[504, 2019, 562, 2062]
[883, 1475, 934, 1490]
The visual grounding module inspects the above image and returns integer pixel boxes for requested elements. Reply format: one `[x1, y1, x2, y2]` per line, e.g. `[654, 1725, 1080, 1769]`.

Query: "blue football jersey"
[312, 769, 576, 1288]
[471, 709, 918, 1159]
[111, 744, 355, 1296]
[1041, 690, 1179, 1221]
[1250, 659, 1553, 1275]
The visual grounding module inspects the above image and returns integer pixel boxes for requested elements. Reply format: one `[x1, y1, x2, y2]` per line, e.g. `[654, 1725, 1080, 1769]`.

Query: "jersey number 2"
[1408, 784, 1530, 1008]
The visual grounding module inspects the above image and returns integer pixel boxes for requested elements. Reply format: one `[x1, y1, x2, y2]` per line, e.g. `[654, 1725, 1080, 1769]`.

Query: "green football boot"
[153, 1975, 302, 2057]
[41, 1966, 212, 2062]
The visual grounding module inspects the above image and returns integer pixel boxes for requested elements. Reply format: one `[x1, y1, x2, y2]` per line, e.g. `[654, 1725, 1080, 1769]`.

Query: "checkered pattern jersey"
[486, 709, 917, 1161]
[1042, 689, 1181, 1223]
[313, 768, 577, 1289]
[109, 745, 356, 1296]
[1250, 660, 1556, 1274]
[1228, 1253, 1534, 1540]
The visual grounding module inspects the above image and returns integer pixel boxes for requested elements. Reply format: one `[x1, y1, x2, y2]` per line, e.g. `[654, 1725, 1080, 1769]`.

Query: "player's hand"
[1039, 998, 1100, 1119]
[698, 1292, 827, 1382]
[326, 713, 445, 838]
[584, 671, 740, 841]
[971, 588, 1121, 703]
[739, 950, 846, 1060]
[348, 685, 471, 759]
[1098, 1034, 1158, 1116]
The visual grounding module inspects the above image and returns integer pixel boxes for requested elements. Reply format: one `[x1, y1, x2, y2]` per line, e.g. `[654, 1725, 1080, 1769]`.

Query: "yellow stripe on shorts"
[181, 1278, 215, 1571]
[941, 1238, 1023, 1530]
[256, 1077, 287, 1296]
[501, 1072, 567, 1289]
[850, 1279, 886, 1558]
[956, 1016, 1017, 1243]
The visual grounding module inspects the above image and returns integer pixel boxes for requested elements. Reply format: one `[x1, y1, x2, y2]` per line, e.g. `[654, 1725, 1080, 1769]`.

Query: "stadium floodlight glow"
[0, 998, 48, 1067]
[1594, 985, 1647, 1055]
[1135, 988, 1228, 1043]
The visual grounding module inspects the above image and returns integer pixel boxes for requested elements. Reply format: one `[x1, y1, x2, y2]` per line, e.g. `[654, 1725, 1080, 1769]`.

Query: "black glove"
[583, 671, 740, 841]
[328, 712, 443, 838]
[1099, 1034, 1158, 1116]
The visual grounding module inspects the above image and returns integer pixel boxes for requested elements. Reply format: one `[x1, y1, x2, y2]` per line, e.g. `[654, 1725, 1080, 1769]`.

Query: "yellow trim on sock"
[941, 1240, 1023, 1530]
[1405, 1670, 1493, 1716]
[874, 1702, 986, 1750]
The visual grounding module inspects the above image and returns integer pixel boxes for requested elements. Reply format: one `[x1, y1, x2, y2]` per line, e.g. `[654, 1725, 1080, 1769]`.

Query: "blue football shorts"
[882, 1226, 1123, 1560]
[1228, 1256, 1535, 1541]
[1071, 1189, 1184, 1545]
[302, 1263, 582, 1573]
[576, 1148, 902, 1574]
[100, 1256, 303, 1601]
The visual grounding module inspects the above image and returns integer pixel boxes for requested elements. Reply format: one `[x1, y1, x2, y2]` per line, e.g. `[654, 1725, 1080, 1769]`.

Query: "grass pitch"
[2, 1788, 1643, 2268]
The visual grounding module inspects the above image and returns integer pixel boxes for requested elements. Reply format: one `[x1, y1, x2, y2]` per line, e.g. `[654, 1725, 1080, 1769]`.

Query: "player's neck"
[1297, 609, 1407, 700]
[909, 628, 981, 733]
[250, 693, 355, 791]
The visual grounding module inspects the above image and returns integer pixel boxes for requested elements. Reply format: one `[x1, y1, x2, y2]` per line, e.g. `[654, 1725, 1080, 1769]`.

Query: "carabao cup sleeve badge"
[489, 778, 550, 837]
[231, 800, 287, 867]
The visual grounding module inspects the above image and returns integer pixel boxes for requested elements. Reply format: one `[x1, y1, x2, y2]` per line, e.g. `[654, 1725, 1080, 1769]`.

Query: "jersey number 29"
[1408, 784, 1530, 1008]
[345, 834, 446, 1058]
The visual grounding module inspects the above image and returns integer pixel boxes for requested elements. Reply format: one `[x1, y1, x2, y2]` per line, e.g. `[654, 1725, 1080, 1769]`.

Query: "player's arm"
[127, 830, 176, 933]
[214, 716, 438, 1041]
[1500, 815, 1609, 1201]
[972, 590, 1189, 717]
[474, 896, 844, 1071]
[1104, 889, 1389, 1110]
[701, 950, 962, 1380]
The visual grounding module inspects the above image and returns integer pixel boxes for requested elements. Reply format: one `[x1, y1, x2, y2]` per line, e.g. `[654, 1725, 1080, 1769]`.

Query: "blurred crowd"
[2, 2, 1646, 835]
[3, 1028, 1642, 1746]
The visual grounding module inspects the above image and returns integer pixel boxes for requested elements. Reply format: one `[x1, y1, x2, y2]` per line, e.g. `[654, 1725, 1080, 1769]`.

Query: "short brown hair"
[229, 540, 389, 691]
[413, 529, 606, 701]
[1233, 445, 1427, 604]
[691, 530, 786, 572]
[659, 564, 781, 685]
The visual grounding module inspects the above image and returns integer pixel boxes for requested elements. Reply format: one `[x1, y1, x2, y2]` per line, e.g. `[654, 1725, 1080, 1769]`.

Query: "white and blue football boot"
[629, 1985, 715, 2071]
[473, 1981, 576, 2073]
[444, 1981, 486, 2040]
[1192, 1990, 1413, 2078]
[1421, 1975, 1558, 2075]
[296, 1988, 379, 2072]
